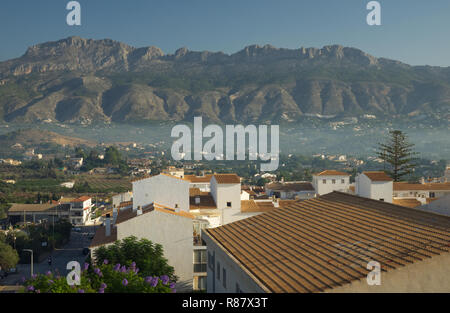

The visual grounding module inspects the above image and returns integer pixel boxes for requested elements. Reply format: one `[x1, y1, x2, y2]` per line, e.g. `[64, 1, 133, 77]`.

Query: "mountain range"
[0, 36, 449, 124]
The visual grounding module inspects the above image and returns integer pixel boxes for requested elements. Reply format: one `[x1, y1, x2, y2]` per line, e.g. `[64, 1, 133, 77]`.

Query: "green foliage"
[94, 236, 176, 282]
[376, 130, 419, 182]
[0, 240, 19, 270]
[21, 262, 175, 293]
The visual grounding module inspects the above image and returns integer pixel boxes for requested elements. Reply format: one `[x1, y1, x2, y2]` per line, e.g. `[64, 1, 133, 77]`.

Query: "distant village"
[2, 162, 450, 292]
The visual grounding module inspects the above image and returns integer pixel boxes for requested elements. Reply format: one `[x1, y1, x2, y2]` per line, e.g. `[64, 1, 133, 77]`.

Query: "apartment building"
[312, 170, 350, 196]
[355, 171, 393, 203]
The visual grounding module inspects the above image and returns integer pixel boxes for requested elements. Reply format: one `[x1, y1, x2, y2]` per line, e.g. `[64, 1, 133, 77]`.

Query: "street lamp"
[23, 249, 33, 277]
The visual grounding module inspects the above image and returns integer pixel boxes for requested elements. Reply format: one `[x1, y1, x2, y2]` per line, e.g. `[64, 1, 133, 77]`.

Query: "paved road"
[0, 226, 97, 288]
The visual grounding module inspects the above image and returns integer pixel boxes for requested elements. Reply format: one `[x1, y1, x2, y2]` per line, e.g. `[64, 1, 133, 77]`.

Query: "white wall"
[203, 231, 267, 293]
[356, 174, 393, 203]
[132, 174, 190, 212]
[313, 175, 350, 195]
[117, 210, 193, 291]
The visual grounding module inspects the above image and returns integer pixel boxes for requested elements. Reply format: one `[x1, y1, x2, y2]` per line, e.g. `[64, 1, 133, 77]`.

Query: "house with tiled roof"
[355, 171, 393, 203]
[312, 170, 350, 196]
[202, 191, 450, 293]
[265, 181, 315, 200]
[90, 202, 194, 291]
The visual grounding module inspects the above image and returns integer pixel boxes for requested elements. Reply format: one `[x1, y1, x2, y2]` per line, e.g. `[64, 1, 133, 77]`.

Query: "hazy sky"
[1, 0, 449, 66]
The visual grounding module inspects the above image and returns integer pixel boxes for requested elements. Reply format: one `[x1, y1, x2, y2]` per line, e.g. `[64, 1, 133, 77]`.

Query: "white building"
[265, 181, 315, 200]
[70, 196, 92, 225]
[355, 171, 393, 203]
[162, 166, 185, 179]
[203, 192, 450, 293]
[210, 174, 242, 225]
[312, 170, 350, 196]
[132, 174, 190, 212]
[90, 203, 194, 291]
[111, 191, 133, 208]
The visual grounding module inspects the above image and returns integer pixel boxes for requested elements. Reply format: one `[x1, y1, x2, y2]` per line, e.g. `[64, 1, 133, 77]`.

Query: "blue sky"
[0, 0, 449, 66]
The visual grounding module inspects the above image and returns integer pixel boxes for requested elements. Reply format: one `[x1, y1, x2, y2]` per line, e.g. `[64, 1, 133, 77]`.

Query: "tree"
[376, 130, 418, 182]
[0, 241, 19, 271]
[93, 236, 176, 281]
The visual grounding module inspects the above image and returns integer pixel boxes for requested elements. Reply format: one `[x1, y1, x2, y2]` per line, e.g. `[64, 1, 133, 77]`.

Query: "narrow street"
[0, 226, 97, 290]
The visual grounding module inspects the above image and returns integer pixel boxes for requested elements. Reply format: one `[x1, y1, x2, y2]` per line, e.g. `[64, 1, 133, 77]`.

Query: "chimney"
[137, 206, 142, 216]
[195, 196, 200, 205]
[105, 214, 111, 237]
[112, 206, 118, 224]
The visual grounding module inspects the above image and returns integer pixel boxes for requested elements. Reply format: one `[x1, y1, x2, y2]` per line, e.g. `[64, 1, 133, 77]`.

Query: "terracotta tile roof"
[394, 182, 450, 191]
[266, 182, 315, 192]
[8, 203, 56, 213]
[213, 174, 241, 184]
[115, 203, 194, 225]
[73, 196, 91, 202]
[240, 200, 297, 213]
[90, 226, 117, 248]
[314, 170, 349, 176]
[363, 171, 393, 182]
[184, 174, 213, 183]
[393, 199, 422, 208]
[205, 191, 450, 293]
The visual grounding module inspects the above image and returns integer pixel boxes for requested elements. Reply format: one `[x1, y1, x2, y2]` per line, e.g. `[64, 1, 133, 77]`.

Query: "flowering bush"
[21, 261, 176, 293]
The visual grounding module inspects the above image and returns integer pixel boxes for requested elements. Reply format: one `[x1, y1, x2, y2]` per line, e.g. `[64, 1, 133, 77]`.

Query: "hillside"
[0, 36, 449, 124]
[0, 129, 96, 149]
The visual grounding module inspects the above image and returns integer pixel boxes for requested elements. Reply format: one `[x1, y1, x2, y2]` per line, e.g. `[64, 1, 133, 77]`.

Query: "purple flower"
[122, 279, 128, 286]
[78, 289, 85, 293]
[170, 282, 176, 289]
[134, 268, 140, 274]
[103, 259, 109, 265]
[130, 262, 136, 268]
[160, 275, 169, 285]
[94, 268, 102, 276]
[113, 263, 121, 271]
[27, 285, 35, 292]
[150, 277, 158, 287]
[144, 276, 152, 284]
[21, 276, 26, 283]
[83, 263, 89, 271]
[100, 283, 107, 289]
[98, 288, 105, 294]
[120, 265, 127, 273]
[171, 288, 176, 293]
[46, 271, 52, 276]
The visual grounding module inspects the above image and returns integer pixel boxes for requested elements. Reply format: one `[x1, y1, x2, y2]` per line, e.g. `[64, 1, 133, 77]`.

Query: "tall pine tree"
[376, 130, 418, 182]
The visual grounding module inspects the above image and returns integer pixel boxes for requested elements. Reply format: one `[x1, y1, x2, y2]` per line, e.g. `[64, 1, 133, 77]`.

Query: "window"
[227, 202, 232, 207]
[194, 250, 207, 273]
[332, 179, 336, 184]
[198, 276, 207, 290]
[379, 198, 384, 202]
[175, 204, 179, 208]
[222, 268, 227, 288]
[430, 192, 436, 198]
[341, 179, 345, 184]
[217, 262, 220, 280]
[322, 179, 326, 184]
